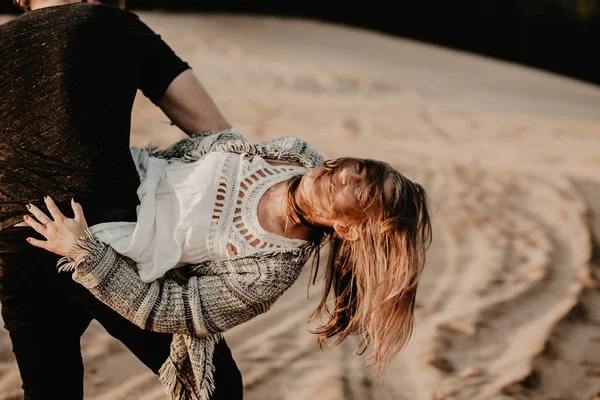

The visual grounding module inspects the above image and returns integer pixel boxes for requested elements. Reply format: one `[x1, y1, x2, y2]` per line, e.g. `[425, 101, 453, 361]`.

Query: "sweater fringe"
[57, 228, 100, 272]
[158, 334, 222, 400]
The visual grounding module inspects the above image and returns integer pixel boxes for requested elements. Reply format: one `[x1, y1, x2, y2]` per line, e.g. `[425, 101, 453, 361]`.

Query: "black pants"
[0, 226, 243, 399]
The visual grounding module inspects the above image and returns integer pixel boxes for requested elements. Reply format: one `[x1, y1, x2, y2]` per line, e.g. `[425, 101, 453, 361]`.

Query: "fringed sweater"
[61, 128, 324, 399]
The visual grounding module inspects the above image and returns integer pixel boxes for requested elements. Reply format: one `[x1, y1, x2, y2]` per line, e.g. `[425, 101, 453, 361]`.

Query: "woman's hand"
[23, 197, 88, 257]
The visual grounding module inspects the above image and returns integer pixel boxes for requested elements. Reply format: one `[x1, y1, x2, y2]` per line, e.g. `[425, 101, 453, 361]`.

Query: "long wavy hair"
[286, 157, 432, 377]
[14, 0, 126, 11]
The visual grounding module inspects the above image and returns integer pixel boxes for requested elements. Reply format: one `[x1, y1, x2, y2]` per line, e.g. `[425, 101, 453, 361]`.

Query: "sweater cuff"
[56, 232, 116, 290]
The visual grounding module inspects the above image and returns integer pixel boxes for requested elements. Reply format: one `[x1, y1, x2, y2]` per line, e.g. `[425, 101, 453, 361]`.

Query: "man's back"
[0, 2, 189, 229]
[0, 4, 244, 399]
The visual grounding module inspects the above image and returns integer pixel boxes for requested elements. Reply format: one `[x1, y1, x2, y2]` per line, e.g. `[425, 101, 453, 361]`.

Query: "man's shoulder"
[75, 4, 145, 28]
[89, 4, 142, 23]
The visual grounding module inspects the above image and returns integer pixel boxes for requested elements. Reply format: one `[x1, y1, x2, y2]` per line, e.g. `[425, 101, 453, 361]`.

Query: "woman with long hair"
[22, 128, 432, 399]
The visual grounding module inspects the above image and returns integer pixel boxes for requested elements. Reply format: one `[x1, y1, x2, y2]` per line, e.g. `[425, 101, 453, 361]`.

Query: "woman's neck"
[257, 179, 316, 241]
[262, 160, 325, 238]
[293, 174, 333, 229]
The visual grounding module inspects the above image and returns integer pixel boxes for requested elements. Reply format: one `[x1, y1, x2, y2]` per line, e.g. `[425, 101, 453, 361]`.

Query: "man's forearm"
[158, 70, 231, 135]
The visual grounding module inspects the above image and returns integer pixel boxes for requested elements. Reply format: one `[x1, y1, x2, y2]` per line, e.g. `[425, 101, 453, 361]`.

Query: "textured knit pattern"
[0, 3, 190, 230]
[65, 128, 324, 400]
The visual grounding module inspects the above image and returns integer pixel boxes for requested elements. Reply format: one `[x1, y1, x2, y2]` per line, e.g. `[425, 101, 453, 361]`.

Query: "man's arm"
[121, 12, 230, 134]
[157, 70, 231, 135]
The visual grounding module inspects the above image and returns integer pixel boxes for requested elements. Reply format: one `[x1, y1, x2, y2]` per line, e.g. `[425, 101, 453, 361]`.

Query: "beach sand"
[1, 12, 599, 400]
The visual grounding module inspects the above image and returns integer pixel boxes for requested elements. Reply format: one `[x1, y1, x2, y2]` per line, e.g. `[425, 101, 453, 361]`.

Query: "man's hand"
[23, 197, 88, 257]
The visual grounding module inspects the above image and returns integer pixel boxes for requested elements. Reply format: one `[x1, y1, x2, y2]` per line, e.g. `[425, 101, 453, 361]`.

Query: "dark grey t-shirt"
[0, 3, 190, 230]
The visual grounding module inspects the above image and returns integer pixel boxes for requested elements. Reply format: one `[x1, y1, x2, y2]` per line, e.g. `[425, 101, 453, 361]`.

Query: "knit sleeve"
[62, 233, 301, 336]
[148, 127, 249, 162]
[255, 136, 325, 168]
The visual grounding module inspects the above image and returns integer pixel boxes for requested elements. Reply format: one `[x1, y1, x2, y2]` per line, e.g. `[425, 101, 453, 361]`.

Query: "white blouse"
[90, 149, 308, 282]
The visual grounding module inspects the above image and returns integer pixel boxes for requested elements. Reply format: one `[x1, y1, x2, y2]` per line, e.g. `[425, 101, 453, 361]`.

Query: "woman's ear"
[333, 222, 360, 241]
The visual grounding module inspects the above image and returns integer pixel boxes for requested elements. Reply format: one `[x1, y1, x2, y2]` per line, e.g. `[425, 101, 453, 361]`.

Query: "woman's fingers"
[71, 198, 86, 223]
[44, 196, 65, 222]
[22, 198, 86, 257]
[25, 236, 49, 250]
[22, 214, 48, 237]
[26, 203, 52, 225]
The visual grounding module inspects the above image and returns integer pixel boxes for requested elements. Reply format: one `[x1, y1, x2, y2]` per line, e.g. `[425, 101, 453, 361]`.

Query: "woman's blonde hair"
[287, 158, 432, 376]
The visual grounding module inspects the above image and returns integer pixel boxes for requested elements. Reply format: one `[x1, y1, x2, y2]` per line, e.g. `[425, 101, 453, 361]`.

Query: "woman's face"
[299, 158, 392, 228]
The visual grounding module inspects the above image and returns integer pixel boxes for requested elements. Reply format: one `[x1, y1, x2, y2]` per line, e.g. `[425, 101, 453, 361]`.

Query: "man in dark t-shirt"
[0, 1, 242, 398]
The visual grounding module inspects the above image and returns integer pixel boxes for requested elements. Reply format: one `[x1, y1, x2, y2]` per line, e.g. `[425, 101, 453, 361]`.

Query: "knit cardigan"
[64, 128, 324, 400]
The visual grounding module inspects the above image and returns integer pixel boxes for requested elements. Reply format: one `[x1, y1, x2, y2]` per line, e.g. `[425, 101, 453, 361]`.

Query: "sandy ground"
[1, 12, 600, 400]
